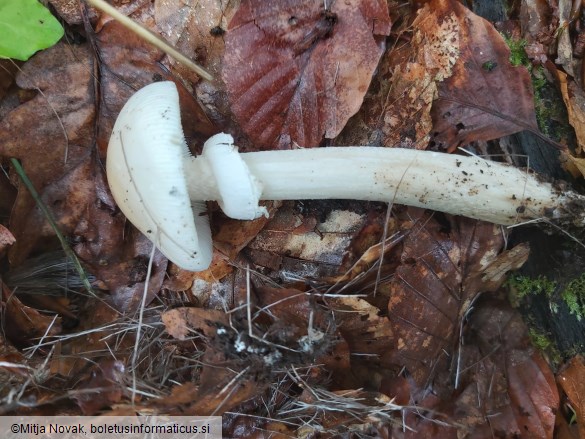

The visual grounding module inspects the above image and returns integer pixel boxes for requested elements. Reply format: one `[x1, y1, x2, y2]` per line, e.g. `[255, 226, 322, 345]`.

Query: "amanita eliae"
[106, 81, 585, 271]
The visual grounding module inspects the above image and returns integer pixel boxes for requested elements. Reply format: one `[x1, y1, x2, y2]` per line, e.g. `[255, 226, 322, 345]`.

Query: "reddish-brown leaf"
[223, 0, 391, 149]
[464, 303, 558, 438]
[162, 307, 228, 341]
[387, 210, 527, 386]
[392, 301, 558, 439]
[430, 0, 538, 150]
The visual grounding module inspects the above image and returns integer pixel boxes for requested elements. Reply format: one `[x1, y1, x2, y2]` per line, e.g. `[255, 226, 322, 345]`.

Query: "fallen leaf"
[393, 300, 559, 439]
[330, 295, 394, 363]
[555, 0, 574, 77]
[459, 301, 559, 438]
[223, 0, 391, 149]
[247, 203, 370, 279]
[430, 0, 538, 151]
[154, 0, 238, 80]
[49, 300, 123, 378]
[387, 210, 518, 386]
[557, 70, 585, 154]
[0, 42, 95, 264]
[213, 202, 278, 261]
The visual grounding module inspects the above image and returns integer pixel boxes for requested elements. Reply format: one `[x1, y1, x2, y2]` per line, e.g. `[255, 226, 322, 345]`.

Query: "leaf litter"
[0, 0, 582, 437]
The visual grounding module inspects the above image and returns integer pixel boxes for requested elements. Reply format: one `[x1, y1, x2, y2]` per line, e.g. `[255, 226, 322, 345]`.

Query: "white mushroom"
[106, 81, 585, 271]
[106, 82, 212, 271]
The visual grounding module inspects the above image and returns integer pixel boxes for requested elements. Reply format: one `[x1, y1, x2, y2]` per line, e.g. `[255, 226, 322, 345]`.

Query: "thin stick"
[85, 0, 213, 81]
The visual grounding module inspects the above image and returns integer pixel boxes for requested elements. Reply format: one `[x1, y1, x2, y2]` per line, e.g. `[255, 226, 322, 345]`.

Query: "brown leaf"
[459, 302, 558, 438]
[331, 296, 394, 359]
[430, 0, 538, 151]
[0, 35, 170, 312]
[154, 0, 238, 80]
[49, 301, 127, 378]
[0, 42, 95, 264]
[223, 0, 391, 149]
[213, 202, 278, 260]
[557, 70, 585, 178]
[393, 301, 559, 439]
[45, 174, 165, 315]
[558, 355, 585, 439]
[387, 211, 518, 386]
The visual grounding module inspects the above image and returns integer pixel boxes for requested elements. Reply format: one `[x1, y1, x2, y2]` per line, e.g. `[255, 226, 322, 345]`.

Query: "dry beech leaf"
[387, 211, 527, 386]
[223, 0, 391, 149]
[556, 71, 585, 148]
[394, 301, 558, 439]
[557, 70, 585, 178]
[49, 301, 126, 378]
[430, 0, 538, 150]
[555, 0, 575, 77]
[0, 36, 169, 312]
[330, 295, 394, 361]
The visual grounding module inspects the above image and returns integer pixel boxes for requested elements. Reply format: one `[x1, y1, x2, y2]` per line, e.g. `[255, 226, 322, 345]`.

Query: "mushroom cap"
[106, 81, 212, 271]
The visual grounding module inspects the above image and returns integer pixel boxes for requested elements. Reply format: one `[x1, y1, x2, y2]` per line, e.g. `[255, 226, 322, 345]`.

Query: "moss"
[504, 37, 529, 67]
[501, 35, 567, 138]
[527, 328, 562, 366]
[507, 274, 556, 306]
[528, 328, 553, 350]
[560, 274, 585, 321]
[508, 273, 585, 319]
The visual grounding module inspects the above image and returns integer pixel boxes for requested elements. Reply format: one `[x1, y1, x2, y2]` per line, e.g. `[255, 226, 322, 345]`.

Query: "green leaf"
[0, 0, 64, 61]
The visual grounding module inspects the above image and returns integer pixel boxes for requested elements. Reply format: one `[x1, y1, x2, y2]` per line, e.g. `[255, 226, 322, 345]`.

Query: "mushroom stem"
[107, 82, 585, 271]
[186, 135, 585, 227]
